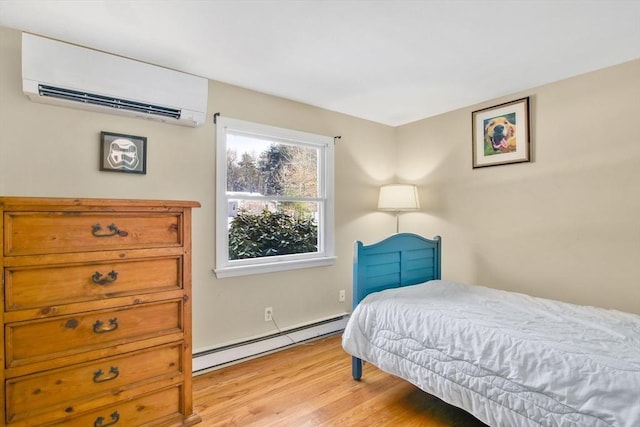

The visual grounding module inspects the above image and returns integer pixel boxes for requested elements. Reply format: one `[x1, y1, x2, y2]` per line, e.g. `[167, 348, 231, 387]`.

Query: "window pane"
[227, 199, 319, 260]
[227, 133, 318, 197]
[215, 116, 334, 278]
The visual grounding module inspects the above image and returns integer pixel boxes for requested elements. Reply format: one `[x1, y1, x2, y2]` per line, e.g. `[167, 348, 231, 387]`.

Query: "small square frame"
[100, 131, 147, 174]
[472, 97, 530, 168]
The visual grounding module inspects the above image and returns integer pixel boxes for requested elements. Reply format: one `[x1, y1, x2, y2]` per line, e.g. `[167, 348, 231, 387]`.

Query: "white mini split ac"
[22, 33, 208, 127]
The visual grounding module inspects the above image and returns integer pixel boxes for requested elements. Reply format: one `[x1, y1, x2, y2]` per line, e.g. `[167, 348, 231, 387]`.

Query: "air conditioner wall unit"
[22, 33, 208, 127]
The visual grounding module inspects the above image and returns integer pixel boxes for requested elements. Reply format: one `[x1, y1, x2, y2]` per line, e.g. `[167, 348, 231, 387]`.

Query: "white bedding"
[342, 280, 640, 427]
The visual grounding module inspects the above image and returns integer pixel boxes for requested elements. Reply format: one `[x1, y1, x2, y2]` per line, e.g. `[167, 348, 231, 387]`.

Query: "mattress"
[342, 280, 640, 427]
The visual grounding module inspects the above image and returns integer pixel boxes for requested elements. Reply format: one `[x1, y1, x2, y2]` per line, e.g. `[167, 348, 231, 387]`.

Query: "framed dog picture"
[100, 131, 147, 174]
[472, 97, 530, 168]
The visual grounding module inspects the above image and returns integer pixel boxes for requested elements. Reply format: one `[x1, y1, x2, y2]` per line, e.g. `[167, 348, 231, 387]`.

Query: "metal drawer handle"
[93, 366, 120, 383]
[94, 411, 120, 427]
[93, 318, 119, 334]
[92, 223, 129, 238]
[92, 270, 119, 285]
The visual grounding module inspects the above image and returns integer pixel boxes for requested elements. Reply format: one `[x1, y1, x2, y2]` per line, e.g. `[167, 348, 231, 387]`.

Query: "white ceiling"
[1, 0, 639, 126]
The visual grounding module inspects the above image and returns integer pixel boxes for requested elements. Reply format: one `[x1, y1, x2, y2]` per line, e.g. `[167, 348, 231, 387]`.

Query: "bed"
[341, 233, 640, 427]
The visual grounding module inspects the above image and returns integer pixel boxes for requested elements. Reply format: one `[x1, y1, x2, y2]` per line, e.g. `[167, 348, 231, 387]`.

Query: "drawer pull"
[92, 270, 119, 285]
[93, 366, 120, 383]
[93, 318, 119, 333]
[94, 411, 120, 427]
[92, 223, 129, 238]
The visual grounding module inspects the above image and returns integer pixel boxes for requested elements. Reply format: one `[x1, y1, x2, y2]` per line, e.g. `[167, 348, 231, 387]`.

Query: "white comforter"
[342, 280, 640, 427]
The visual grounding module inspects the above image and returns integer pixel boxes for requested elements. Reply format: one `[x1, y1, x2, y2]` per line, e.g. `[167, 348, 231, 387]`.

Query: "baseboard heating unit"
[192, 314, 349, 374]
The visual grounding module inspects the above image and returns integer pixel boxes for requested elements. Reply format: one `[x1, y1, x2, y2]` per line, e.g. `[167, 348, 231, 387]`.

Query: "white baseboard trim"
[192, 315, 349, 374]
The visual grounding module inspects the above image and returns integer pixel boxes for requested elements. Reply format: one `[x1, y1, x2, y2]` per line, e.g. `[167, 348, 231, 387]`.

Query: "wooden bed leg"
[352, 356, 362, 380]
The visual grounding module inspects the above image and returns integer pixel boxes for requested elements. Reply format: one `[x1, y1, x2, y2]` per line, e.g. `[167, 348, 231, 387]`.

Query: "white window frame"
[215, 116, 335, 278]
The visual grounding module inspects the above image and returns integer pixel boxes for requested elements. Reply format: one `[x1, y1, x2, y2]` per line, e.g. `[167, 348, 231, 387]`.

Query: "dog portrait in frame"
[472, 97, 530, 168]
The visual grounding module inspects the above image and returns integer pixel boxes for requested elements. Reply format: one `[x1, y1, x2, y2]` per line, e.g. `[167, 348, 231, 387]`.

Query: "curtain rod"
[213, 112, 341, 142]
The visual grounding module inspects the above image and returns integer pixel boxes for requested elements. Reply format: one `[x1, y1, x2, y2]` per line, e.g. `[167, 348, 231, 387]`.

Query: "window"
[215, 117, 335, 278]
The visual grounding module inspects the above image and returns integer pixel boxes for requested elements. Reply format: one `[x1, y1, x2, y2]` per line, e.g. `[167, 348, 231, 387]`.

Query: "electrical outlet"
[264, 307, 273, 322]
[339, 289, 346, 302]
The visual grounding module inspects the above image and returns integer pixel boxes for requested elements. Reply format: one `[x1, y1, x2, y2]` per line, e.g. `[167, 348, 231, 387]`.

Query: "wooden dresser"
[0, 197, 201, 426]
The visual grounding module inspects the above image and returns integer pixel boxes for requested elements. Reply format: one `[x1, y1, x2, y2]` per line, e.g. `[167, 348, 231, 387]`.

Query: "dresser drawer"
[6, 300, 182, 367]
[57, 386, 182, 427]
[5, 257, 181, 311]
[8, 384, 183, 427]
[4, 212, 183, 256]
[6, 343, 182, 423]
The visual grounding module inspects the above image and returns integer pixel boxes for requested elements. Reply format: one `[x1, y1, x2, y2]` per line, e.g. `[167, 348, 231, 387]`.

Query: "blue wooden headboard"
[352, 233, 441, 308]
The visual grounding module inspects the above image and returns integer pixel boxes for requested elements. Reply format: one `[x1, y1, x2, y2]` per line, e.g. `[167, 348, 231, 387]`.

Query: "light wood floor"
[193, 334, 488, 426]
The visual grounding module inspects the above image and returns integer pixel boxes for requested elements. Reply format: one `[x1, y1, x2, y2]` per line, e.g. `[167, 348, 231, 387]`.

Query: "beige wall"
[0, 26, 396, 351]
[1, 24, 638, 357]
[397, 59, 640, 314]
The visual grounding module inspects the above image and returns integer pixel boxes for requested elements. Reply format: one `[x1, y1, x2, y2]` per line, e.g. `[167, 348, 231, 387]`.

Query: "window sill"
[214, 256, 337, 278]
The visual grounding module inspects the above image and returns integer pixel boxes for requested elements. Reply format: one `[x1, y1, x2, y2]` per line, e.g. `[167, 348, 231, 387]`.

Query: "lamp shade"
[377, 184, 420, 211]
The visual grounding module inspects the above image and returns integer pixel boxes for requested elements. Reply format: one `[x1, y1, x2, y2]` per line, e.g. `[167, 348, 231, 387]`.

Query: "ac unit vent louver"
[38, 85, 182, 119]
